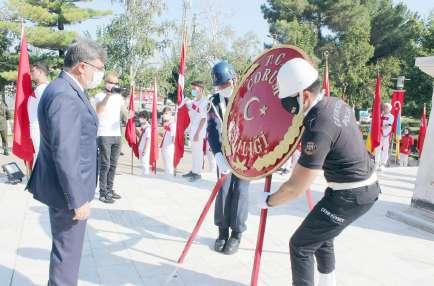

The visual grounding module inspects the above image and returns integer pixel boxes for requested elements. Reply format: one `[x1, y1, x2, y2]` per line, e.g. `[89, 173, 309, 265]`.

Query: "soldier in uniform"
[256, 58, 381, 286]
[207, 61, 250, 255]
[0, 98, 11, 155]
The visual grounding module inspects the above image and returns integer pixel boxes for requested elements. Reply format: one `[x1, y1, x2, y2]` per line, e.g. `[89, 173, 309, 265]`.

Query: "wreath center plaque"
[222, 46, 310, 180]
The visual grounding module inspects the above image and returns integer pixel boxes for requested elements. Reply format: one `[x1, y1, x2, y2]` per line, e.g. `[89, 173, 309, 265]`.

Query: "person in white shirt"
[138, 112, 151, 175]
[29, 62, 50, 158]
[376, 102, 394, 170]
[182, 81, 208, 182]
[161, 106, 176, 176]
[95, 72, 128, 203]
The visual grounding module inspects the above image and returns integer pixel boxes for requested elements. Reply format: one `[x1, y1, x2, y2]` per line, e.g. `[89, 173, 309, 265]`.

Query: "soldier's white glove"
[215, 152, 231, 174]
[256, 191, 271, 209]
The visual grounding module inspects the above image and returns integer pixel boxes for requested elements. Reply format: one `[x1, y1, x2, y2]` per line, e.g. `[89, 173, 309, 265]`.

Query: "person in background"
[399, 127, 414, 167]
[183, 81, 208, 182]
[0, 99, 10, 155]
[376, 102, 394, 170]
[29, 62, 50, 158]
[138, 112, 151, 175]
[95, 72, 128, 204]
[161, 106, 176, 176]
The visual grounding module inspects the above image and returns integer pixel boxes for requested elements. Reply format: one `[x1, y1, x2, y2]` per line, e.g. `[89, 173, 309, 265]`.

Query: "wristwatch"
[265, 195, 272, 207]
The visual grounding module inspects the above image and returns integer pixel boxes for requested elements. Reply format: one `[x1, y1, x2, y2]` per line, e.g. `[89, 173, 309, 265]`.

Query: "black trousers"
[48, 207, 87, 286]
[0, 128, 7, 150]
[98, 136, 121, 194]
[214, 174, 250, 233]
[290, 182, 381, 286]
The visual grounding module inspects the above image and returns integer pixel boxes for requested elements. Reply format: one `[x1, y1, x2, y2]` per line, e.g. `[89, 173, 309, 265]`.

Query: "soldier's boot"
[214, 227, 228, 253]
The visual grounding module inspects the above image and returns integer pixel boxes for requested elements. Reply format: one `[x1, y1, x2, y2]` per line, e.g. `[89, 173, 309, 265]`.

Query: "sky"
[1, 0, 432, 45]
[69, 0, 433, 45]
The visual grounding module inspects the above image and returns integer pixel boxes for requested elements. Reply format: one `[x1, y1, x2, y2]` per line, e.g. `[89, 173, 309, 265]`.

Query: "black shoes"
[99, 193, 115, 204]
[214, 229, 241, 255]
[223, 237, 241, 255]
[110, 190, 122, 199]
[99, 189, 121, 203]
[182, 171, 194, 178]
[183, 171, 201, 182]
[214, 228, 229, 253]
[214, 239, 226, 252]
[188, 173, 201, 182]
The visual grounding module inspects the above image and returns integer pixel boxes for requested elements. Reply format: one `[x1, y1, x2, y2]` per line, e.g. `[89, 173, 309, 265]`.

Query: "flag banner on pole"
[149, 78, 159, 173]
[12, 25, 35, 166]
[366, 74, 382, 153]
[391, 90, 405, 135]
[173, 41, 190, 169]
[417, 104, 427, 156]
[125, 87, 139, 158]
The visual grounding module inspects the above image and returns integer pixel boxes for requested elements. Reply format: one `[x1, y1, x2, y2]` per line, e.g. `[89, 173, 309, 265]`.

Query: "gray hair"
[63, 39, 107, 69]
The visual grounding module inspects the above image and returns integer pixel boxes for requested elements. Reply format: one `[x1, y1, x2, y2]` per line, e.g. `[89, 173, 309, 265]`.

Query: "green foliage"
[261, 0, 434, 117]
[98, 0, 171, 86]
[270, 19, 317, 59]
[0, 0, 111, 87]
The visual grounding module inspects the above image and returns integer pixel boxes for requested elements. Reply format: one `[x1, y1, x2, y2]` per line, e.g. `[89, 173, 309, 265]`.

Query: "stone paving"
[1, 148, 434, 285]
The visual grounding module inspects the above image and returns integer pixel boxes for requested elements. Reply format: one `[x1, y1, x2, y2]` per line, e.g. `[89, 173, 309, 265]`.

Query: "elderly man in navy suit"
[26, 39, 106, 286]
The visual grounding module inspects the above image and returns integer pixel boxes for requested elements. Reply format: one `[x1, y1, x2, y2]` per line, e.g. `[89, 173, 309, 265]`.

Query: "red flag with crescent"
[391, 90, 405, 135]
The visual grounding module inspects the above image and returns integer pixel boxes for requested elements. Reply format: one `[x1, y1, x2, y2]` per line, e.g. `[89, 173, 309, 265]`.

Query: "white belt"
[328, 172, 377, 190]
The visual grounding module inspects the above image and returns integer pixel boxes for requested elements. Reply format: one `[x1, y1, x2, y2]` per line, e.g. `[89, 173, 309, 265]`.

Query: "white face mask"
[162, 114, 171, 122]
[86, 70, 104, 90]
[219, 86, 233, 98]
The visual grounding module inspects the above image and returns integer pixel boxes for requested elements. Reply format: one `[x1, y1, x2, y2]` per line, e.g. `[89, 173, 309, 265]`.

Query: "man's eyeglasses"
[106, 81, 119, 85]
[82, 61, 105, 71]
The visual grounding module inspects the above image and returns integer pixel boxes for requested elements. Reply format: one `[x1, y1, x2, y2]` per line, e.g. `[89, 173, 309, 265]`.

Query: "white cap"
[277, 58, 319, 99]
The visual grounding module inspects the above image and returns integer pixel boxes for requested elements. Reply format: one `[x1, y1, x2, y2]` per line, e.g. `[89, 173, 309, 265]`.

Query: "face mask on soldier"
[219, 86, 233, 98]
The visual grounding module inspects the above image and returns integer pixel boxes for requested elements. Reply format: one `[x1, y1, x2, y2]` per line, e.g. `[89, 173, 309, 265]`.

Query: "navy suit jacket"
[27, 71, 98, 210]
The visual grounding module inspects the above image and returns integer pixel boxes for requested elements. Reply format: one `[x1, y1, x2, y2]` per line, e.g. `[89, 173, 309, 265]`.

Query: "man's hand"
[73, 202, 91, 220]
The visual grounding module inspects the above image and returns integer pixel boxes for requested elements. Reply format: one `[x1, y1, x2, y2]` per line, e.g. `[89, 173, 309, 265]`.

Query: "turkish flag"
[391, 90, 405, 134]
[12, 26, 34, 166]
[417, 104, 427, 156]
[367, 74, 382, 153]
[173, 41, 190, 169]
[125, 87, 139, 158]
[149, 78, 159, 173]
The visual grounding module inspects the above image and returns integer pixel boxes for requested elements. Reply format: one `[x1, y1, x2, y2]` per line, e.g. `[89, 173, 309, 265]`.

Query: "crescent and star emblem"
[243, 97, 268, 120]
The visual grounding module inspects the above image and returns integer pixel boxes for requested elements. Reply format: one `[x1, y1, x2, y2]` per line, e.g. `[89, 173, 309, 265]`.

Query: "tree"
[154, 4, 262, 103]
[261, 0, 432, 116]
[0, 0, 111, 56]
[0, 0, 111, 86]
[98, 0, 172, 87]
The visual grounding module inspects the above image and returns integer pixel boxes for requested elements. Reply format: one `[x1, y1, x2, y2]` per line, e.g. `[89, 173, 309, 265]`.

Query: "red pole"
[178, 174, 228, 264]
[250, 175, 272, 286]
[305, 189, 315, 210]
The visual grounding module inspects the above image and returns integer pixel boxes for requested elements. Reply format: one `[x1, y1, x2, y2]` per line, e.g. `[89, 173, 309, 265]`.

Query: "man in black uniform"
[207, 61, 250, 255]
[257, 58, 380, 286]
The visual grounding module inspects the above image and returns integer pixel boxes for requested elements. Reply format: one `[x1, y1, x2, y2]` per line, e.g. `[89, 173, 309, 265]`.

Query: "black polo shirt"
[298, 97, 375, 183]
